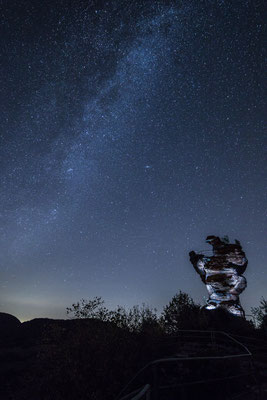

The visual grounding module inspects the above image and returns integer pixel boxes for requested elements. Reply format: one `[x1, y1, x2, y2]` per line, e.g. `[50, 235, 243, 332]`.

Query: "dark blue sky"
[0, 0, 266, 321]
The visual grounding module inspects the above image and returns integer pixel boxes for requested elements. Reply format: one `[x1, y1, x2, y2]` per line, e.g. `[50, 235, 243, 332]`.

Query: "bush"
[160, 291, 201, 334]
[66, 297, 110, 320]
[67, 296, 159, 334]
[251, 297, 267, 332]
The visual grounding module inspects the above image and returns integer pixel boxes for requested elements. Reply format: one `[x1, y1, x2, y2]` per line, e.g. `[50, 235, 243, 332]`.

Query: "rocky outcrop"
[189, 235, 248, 317]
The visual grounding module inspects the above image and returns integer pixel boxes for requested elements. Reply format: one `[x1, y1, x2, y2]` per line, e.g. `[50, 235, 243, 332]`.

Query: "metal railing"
[119, 384, 151, 400]
[116, 330, 261, 400]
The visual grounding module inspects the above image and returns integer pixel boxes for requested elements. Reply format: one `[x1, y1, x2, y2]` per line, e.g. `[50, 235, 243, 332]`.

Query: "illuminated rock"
[189, 236, 247, 317]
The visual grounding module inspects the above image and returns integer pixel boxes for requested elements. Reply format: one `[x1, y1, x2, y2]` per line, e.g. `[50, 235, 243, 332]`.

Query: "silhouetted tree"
[66, 297, 159, 333]
[109, 303, 159, 333]
[160, 291, 200, 334]
[251, 297, 267, 332]
[66, 296, 110, 320]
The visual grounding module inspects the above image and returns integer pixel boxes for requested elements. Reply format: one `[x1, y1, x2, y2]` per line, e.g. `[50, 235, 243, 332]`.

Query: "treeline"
[2, 292, 266, 400]
[66, 291, 267, 335]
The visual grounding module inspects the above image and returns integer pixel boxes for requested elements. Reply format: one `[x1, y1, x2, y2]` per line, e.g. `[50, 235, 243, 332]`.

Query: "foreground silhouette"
[0, 293, 266, 399]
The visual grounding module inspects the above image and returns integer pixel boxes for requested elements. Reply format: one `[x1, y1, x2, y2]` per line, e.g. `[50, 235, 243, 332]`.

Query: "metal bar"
[116, 330, 253, 400]
[161, 330, 252, 356]
[149, 353, 251, 364]
[119, 387, 146, 400]
[146, 385, 151, 400]
[159, 371, 254, 389]
[152, 364, 159, 400]
[131, 384, 151, 400]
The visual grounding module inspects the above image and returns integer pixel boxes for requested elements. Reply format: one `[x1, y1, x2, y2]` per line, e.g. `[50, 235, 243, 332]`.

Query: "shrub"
[160, 291, 201, 334]
[251, 297, 267, 332]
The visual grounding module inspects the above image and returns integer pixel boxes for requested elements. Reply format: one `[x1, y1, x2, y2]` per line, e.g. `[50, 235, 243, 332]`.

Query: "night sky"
[1, 0, 266, 322]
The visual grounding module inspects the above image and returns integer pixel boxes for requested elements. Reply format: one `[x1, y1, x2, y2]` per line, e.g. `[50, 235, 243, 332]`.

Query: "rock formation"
[189, 235, 247, 317]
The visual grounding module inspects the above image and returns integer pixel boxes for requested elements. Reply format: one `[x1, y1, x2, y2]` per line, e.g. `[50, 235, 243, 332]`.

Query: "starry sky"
[1, 0, 266, 322]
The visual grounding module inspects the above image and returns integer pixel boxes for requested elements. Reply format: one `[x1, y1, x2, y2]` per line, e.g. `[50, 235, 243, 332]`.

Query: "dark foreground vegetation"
[0, 292, 266, 400]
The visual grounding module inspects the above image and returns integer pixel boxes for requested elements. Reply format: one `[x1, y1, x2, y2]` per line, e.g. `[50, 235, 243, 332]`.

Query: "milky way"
[0, 0, 266, 320]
